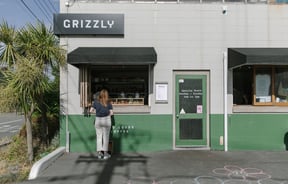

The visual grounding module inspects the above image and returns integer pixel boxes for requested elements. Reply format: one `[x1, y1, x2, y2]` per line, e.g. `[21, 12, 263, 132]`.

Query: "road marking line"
[0, 125, 21, 132]
[8, 125, 20, 130]
[0, 119, 23, 125]
[10, 130, 19, 133]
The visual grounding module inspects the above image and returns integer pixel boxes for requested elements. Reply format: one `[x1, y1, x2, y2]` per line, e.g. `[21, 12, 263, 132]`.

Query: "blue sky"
[0, 0, 59, 28]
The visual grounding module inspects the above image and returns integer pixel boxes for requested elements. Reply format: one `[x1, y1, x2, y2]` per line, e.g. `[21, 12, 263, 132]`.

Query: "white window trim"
[233, 105, 288, 113]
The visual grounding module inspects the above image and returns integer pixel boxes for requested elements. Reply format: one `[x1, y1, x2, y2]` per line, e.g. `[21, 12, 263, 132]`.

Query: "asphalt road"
[0, 112, 24, 140]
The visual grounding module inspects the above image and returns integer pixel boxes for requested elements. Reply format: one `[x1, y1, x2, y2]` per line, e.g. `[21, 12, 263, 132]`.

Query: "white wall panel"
[59, 2, 288, 114]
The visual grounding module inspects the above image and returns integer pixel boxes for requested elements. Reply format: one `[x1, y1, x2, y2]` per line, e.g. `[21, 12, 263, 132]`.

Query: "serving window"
[90, 65, 149, 106]
[233, 65, 288, 106]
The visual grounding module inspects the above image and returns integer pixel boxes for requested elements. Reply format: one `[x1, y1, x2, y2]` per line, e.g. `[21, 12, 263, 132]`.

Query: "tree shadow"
[75, 153, 149, 184]
[68, 115, 96, 153]
[37, 153, 149, 184]
[70, 115, 152, 184]
[59, 114, 152, 183]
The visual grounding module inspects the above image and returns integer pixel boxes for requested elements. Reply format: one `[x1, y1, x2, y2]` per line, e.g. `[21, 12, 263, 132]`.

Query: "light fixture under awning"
[67, 47, 157, 65]
[228, 48, 288, 69]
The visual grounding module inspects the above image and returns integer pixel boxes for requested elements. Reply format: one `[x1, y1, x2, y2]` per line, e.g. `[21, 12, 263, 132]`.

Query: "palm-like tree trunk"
[26, 103, 34, 162]
[40, 101, 48, 146]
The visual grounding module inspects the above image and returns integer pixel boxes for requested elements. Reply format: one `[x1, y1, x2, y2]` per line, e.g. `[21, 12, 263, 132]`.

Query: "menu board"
[178, 78, 203, 114]
[155, 83, 168, 103]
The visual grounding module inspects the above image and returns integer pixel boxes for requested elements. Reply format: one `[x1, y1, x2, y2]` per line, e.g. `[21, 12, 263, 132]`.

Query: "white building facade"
[57, 0, 288, 152]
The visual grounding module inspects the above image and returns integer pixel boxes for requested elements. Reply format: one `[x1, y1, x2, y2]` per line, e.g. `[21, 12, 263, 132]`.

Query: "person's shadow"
[109, 115, 116, 154]
[284, 132, 288, 151]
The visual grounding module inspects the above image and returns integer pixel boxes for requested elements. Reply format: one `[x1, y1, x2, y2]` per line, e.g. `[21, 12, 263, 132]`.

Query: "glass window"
[254, 68, 272, 104]
[91, 65, 149, 106]
[233, 66, 253, 105]
[233, 66, 288, 106]
[275, 67, 288, 103]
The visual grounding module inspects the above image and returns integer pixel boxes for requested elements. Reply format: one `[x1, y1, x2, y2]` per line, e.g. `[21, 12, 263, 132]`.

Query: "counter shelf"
[111, 98, 144, 105]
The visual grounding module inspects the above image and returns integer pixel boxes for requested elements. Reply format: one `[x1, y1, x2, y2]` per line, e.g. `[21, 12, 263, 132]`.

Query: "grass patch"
[0, 114, 60, 184]
[0, 135, 32, 183]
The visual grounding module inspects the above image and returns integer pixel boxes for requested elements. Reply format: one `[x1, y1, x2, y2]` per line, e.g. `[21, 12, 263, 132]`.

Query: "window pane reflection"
[255, 68, 272, 103]
[275, 67, 288, 103]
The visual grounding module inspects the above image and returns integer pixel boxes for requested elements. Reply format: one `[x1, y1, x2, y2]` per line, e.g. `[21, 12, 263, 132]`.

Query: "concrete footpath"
[19, 150, 288, 184]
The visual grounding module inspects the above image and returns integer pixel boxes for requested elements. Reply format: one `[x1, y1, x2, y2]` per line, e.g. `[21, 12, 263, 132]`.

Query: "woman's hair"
[99, 89, 109, 107]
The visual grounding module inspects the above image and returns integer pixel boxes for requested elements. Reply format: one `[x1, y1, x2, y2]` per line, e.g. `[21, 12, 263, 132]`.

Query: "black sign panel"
[179, 79, 203, 114]
[53, 14, 124, 35]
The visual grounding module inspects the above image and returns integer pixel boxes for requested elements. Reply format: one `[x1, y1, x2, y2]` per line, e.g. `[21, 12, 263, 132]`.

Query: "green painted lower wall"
[228, 114, 288, 151]
[60, 114, 173, 153]
[209, 113, 288, 151]
[210, 114, 224, 151]
[59, 113, 288, 152]
[60, 115, 96, 152]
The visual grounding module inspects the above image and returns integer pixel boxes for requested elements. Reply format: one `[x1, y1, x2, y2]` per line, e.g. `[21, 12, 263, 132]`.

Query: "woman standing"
[92, 89, 113, 159]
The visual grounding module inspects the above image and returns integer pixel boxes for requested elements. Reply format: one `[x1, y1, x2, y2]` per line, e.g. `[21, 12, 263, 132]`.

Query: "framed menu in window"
[254, 67, 272, 105]
[155, 82, 168, 104]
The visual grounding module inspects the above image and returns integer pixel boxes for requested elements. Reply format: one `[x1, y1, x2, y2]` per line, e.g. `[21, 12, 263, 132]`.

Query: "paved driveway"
[19, 150, 288, 184]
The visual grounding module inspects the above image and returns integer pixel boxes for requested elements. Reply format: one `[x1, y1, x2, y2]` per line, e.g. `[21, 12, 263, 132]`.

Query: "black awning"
[68, 47, 157, 65]
[228, 48, 288, 69]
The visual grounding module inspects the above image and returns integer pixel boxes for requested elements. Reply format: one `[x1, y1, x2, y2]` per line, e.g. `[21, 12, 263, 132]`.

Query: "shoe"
[97, 151, 103, 159]
[103, 152, 111, 160]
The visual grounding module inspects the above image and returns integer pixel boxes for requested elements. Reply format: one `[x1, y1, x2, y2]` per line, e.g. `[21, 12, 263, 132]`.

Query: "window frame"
[79, 64, 154, 114]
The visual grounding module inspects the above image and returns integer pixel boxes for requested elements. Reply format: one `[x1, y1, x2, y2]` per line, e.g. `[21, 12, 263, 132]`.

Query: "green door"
[175, 74, 208, 147]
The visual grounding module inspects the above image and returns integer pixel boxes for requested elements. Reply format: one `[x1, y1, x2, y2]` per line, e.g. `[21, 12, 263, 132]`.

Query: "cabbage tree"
[0, 21, 65, 162]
